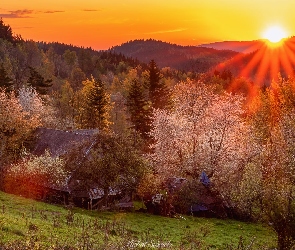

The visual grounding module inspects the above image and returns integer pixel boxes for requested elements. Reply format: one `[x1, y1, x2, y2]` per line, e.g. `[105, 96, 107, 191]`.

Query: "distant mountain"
[111, 39, 239, 72]
[199, 40, 265, 53]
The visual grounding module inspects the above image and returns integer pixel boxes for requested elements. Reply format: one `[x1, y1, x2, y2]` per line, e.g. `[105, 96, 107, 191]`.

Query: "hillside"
[0, 191, 276, 249]
[198, 40, 265, 53]
[111, 39, 239, 72]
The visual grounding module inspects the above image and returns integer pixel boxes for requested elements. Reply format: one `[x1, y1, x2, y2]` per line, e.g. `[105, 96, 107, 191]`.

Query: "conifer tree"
[0, 18, 14, 44]
[82, 77, 112, 130]
[0, 64, 13, 93]
[147, 59, 169, 109]
[27, 67, 52, 95]
[127, 79, 151, 139]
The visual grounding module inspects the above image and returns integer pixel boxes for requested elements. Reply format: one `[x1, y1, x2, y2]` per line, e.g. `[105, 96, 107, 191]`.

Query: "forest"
[0, 18, 295, 250]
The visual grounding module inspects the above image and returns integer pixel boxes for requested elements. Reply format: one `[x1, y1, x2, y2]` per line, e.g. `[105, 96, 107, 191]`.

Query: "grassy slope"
[0, 191, 276, 249]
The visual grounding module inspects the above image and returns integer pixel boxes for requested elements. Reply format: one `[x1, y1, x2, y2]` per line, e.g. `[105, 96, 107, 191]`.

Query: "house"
[144, 174, 228, 218]
[8, 127, 97, 205]
[21, 128, 102, 206]
[29, 128, 128, 209]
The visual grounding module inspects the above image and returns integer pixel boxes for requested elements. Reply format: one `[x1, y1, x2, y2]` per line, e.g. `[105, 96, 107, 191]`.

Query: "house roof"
[31, 127, 99, 193]
[32, 127, 98, 157]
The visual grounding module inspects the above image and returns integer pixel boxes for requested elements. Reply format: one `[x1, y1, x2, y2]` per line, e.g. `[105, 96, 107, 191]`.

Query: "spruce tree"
[86, 78, 111, 130]
[147, 59, 169, 109]
[0, 64, 13, 93]
[127, 79, 151, 139]
[27, 67, 52, 95]
[0, 18, 14, 44]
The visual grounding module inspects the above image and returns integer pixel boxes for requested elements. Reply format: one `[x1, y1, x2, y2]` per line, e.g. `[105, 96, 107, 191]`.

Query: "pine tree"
[0, 64, 13, 93]
[27, 67, 52, 95]
[0, 18, 14, 44]
[147, 59, 169, 109]
[127, 79, 151, 139]
[84, 78, 111, 130]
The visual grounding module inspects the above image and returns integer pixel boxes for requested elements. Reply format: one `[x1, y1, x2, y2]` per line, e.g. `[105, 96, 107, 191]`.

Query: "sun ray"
[255, 48, 271, 86]
[239, 45, 267, 78]
[284, 44, 295, 75]
[278, 44, 294, 77]
[270, 48, 281, 80]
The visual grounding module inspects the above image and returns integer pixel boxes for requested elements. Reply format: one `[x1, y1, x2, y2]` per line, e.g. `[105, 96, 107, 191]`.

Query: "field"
[0, 191, 277, 249]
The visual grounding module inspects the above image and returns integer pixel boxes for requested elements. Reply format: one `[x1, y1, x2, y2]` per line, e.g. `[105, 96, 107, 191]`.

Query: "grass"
[0, 191, 277, 249]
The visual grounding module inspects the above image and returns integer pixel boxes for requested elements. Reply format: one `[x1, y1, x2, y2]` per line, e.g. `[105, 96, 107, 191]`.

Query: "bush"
[3, 150, 68, 199]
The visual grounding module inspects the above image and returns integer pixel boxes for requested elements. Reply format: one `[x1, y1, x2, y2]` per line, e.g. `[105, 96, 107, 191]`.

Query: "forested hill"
[36, 41, 146, 75]
[198, 40, 265, 53]
[111, 39, 239, 72]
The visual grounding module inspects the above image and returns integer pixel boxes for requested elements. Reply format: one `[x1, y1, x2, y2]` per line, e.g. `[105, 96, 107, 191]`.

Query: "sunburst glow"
[215, 28, 295, 89]
[262, 26, 287, 43]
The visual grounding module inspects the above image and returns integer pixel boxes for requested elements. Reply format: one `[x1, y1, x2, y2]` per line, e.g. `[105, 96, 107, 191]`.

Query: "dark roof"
[32, 127, 98, 157]
[30, 128, 99, 193]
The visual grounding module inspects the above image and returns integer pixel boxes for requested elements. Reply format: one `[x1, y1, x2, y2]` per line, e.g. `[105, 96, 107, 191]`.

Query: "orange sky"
[1, 0, 295, 50]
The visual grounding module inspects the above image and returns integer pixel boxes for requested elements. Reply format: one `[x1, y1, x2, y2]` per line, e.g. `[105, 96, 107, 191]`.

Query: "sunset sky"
[1, 0, 294, 50]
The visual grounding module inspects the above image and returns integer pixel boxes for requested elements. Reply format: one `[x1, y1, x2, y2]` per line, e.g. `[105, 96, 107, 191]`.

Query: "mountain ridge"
[198, 40, 265, 53]
[111, 39, 239, 72]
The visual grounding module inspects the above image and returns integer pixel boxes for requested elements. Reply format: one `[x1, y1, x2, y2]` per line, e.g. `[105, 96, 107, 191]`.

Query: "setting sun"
[262, 25, 288, 43]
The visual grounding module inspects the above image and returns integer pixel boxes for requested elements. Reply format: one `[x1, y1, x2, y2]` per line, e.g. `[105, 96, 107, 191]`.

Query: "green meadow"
[0, 191, 276, 249]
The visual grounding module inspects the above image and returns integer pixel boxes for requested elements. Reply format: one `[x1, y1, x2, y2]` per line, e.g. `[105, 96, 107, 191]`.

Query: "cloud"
[145, 28, 188, 35]
[0, 9, 65, 18]
[82, 9, 101, 12]
[43, 10, 65, 14]
[0, 9, 34, 18]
